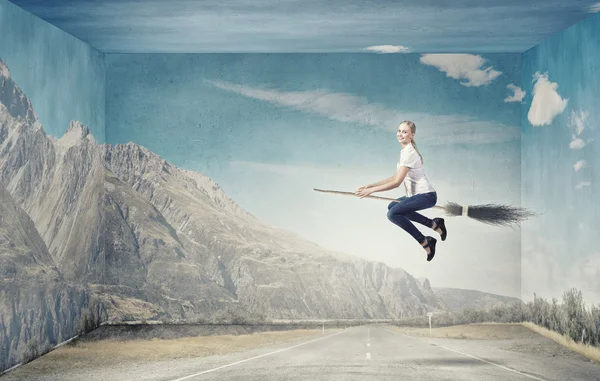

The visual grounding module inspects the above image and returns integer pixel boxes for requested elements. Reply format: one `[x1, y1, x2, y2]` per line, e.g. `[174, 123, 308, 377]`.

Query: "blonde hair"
[400, 120, 423, 164]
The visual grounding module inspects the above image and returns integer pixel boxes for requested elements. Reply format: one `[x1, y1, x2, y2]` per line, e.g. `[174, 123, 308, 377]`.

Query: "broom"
[313, 188, 536, 227]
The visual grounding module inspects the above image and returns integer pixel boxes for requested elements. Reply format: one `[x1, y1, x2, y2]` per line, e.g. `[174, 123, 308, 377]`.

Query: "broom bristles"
[442, 201, 536, 226]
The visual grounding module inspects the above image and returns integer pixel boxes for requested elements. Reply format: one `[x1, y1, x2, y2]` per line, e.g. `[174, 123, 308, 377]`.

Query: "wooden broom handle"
[313, 188, 445, 210]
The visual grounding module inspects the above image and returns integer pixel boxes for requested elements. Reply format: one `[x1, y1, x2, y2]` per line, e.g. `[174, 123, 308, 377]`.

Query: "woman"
[355, 120, 447, 261]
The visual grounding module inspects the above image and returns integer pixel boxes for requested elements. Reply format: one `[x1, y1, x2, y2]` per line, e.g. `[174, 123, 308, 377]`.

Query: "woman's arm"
[356, 167, 409, 197]
[362, 175, 395, 189]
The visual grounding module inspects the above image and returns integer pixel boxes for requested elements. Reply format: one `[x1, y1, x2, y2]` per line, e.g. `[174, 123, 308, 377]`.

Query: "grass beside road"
[522, 322, 600, 364]
[4, 328, 334, 378]
[391, 323, 537, 340]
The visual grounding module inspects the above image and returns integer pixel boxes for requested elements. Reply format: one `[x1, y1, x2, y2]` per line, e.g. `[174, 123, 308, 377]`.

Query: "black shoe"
[422, 236, 437, 262]
[432, 217, 447, 241]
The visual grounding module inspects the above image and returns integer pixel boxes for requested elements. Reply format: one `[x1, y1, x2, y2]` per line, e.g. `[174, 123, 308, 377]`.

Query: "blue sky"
[106, 53, 522, 169]
[520, 12, 600, 304]
[7, 0, 600, 53]
[0, 0, 105, 141]
[106, 53, 524, 297]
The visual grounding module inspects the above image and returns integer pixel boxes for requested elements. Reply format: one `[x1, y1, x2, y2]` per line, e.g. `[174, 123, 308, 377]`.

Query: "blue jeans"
[387, 192, 437, 244]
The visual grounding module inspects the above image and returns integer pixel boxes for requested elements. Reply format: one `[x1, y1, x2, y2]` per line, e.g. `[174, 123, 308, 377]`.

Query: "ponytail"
[412, 140, 424, 164]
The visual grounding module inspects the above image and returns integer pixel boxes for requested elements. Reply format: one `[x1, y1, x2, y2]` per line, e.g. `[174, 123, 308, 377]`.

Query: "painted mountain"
[432, 287, 523, 312]
[0, 183, 106, 372]
[0, 55, 445, 339]
[0, 62, 107, 371]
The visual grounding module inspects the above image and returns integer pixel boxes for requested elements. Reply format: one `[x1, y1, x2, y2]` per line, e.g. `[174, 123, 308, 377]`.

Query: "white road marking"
[435, 344, 548, 381]
[385, 329, 548, 381]
[167, 329, 349, 381]
[367, 327, 372, 360]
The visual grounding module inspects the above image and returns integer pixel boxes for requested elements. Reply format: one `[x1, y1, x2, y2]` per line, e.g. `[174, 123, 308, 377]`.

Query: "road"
[158, 325, 597, 381]
[3, 325, 599, 380]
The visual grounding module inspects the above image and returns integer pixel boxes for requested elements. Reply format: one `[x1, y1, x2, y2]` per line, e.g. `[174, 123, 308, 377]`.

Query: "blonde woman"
[355, 121, 447, 261]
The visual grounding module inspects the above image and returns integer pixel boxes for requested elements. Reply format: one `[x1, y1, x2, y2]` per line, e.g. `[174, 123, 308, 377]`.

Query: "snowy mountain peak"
[65, 120, 90, 137]
[0, 59, 38, 123]
[55, 120, 92, 151]
[0, 59, 10, 79]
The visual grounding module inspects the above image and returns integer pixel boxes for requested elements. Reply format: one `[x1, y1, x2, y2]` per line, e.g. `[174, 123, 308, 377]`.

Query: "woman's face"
[397, 124, 413, 144]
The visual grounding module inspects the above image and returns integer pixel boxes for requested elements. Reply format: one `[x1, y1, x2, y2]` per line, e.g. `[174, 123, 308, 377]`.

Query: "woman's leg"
[387, 193, 437, 229]
[405, 210, 434, 229]
[389, 197, 447, 241]
[386, 193, 437, 244]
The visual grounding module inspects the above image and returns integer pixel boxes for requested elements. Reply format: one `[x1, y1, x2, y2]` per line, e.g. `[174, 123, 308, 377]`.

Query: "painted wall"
[105, 53, 523, 299]
[0, 0, 105, 372]
[521, 12, 600, 306]
[7, 0, 600, 372]
[0, 0, 105, 142]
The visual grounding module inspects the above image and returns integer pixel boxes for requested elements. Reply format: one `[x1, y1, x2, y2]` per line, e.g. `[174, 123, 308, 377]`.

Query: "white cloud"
[588, 2, 600, 13]
[504, 84, 525, 103]
[569, 138, 586, 150]
[205, 79, 520, 145]
[527, 72, 568, 126]
[569, 109, 589, 137]
[419, 54, 502, 87]
[364, 45, 411, 53]
[574, 160, 588, 172]
[575, 181, 591, 189]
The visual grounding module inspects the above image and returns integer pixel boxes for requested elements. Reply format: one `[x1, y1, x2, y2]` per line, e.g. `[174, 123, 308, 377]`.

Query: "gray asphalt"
[157, 325, 599, 381]
[4, 325, 600, 380]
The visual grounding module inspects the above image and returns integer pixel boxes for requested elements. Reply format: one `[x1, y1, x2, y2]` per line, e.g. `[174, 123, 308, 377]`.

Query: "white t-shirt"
[396, 144, 435, 196]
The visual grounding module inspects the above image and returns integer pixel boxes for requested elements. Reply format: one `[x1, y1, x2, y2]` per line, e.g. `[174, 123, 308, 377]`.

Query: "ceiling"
[7, 0, 600, 53]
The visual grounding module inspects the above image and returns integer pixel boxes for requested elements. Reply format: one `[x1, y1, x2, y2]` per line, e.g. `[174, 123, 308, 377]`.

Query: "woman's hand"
[355, 186, 373, 198]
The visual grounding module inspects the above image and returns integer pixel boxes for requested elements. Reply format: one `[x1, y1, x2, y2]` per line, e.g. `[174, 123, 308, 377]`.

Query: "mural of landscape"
[104, 52, 523, 301]
[1, 0, 106, 372]
[2, 52, 524, 373]
[1, 0, 599, 378]
[521, 11, 600, 306]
